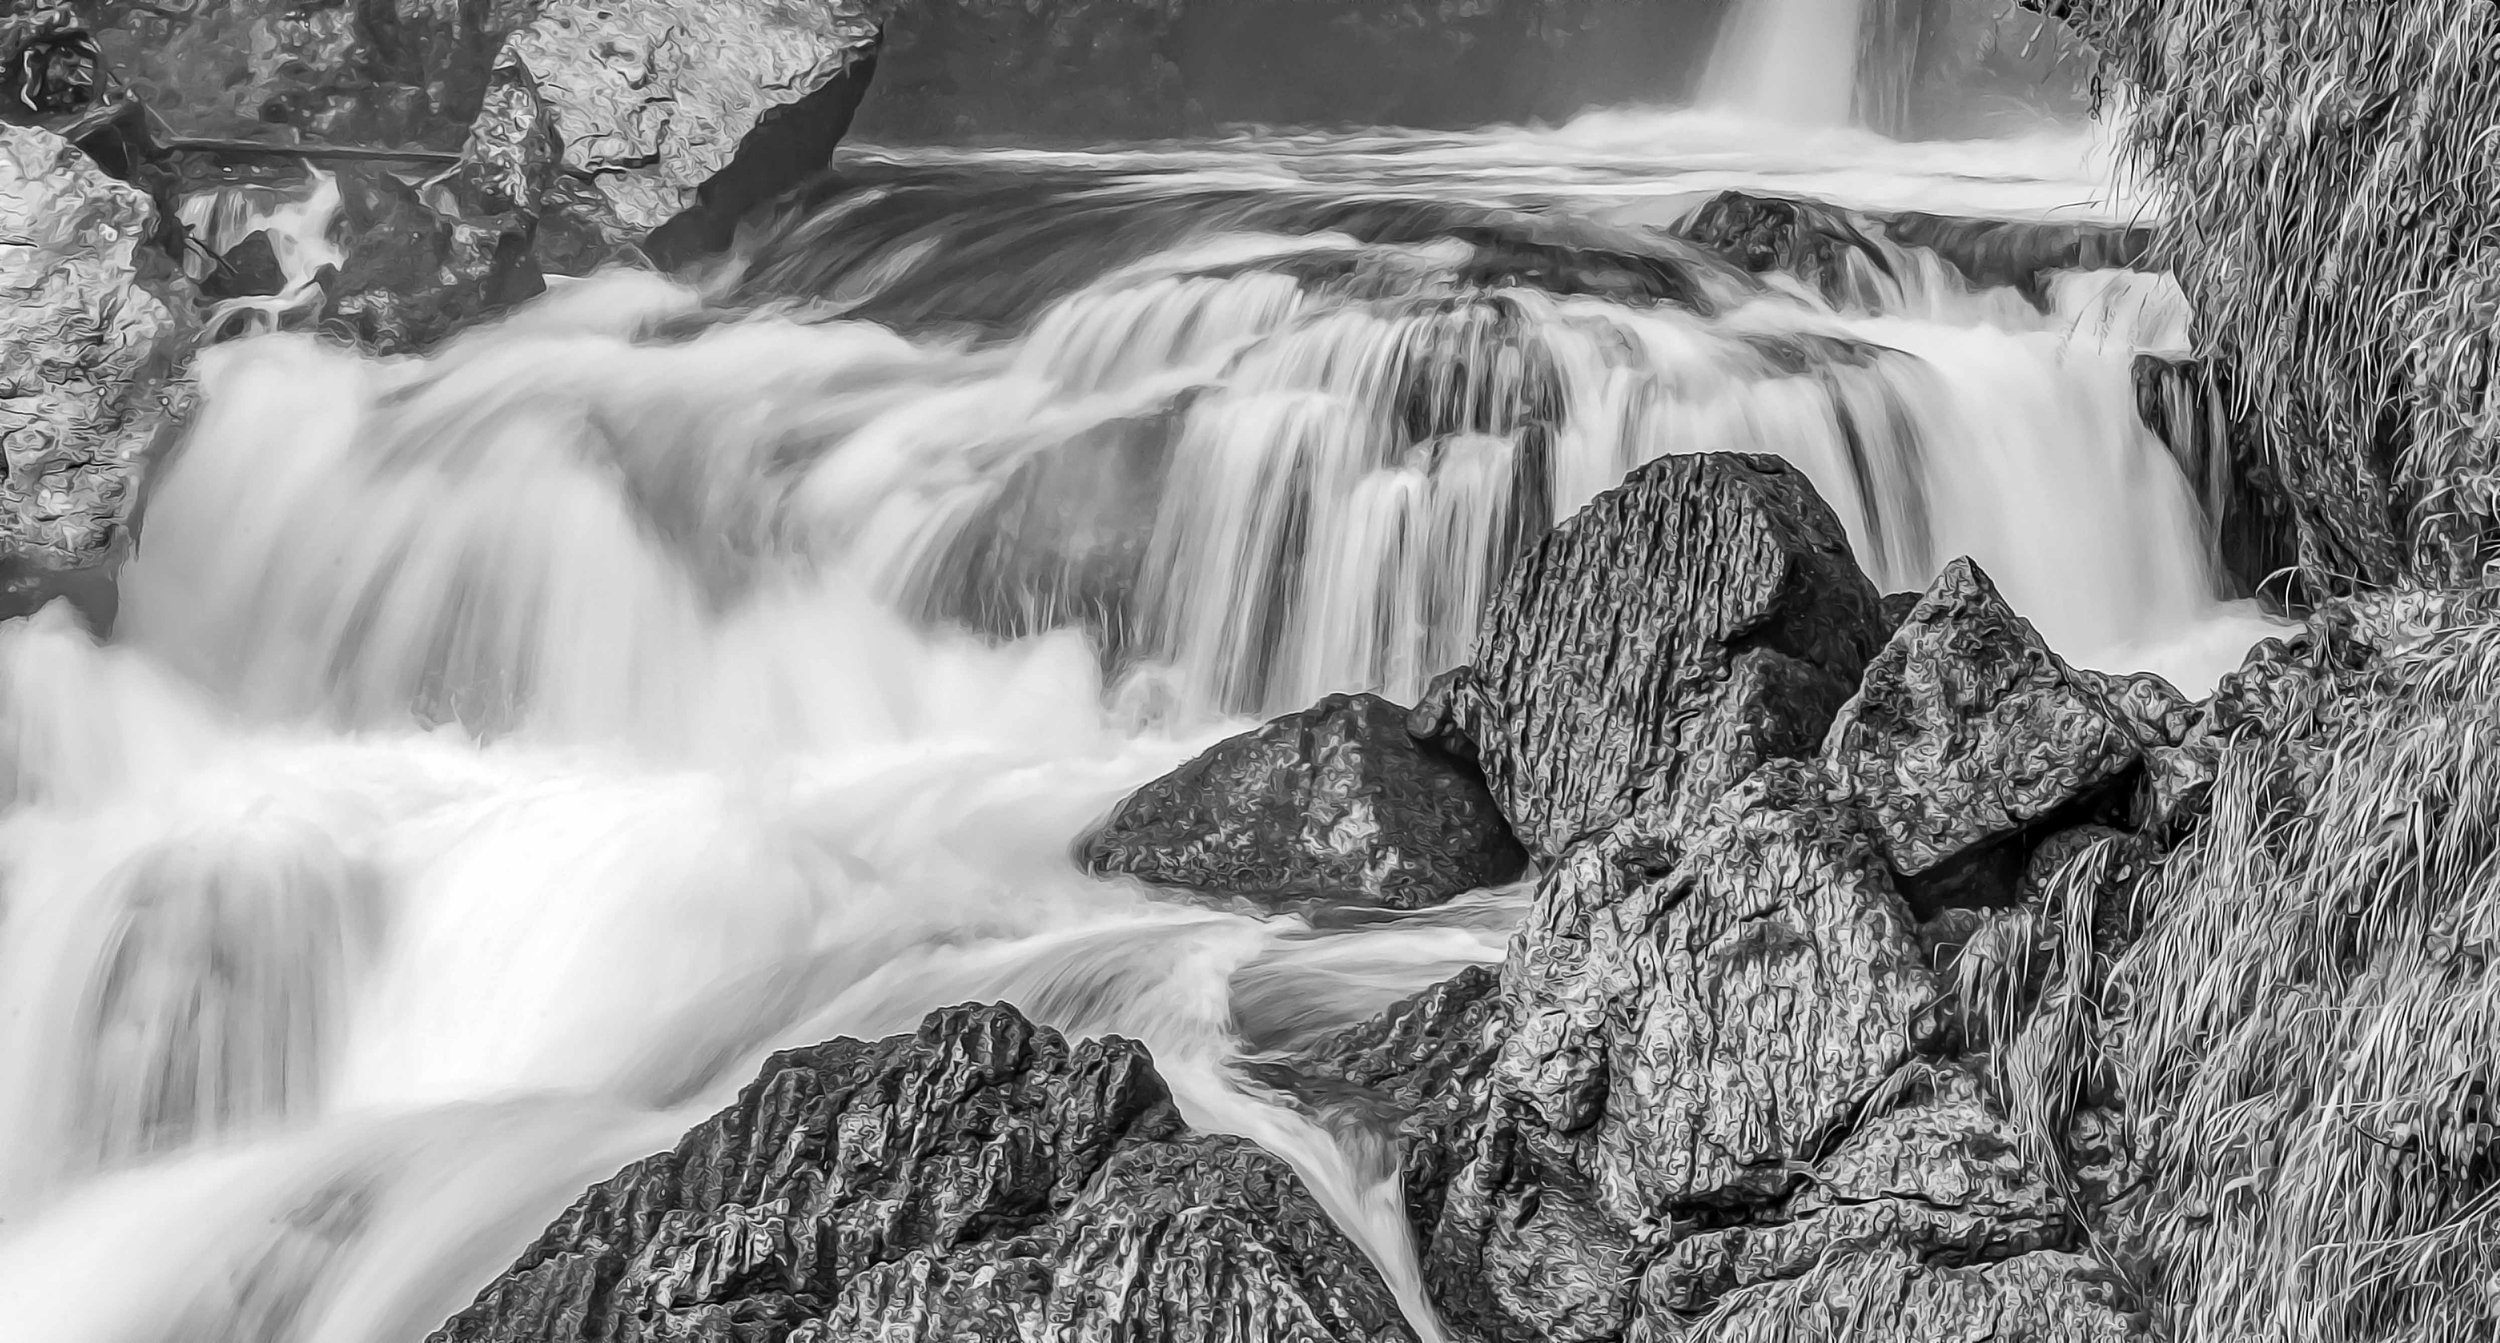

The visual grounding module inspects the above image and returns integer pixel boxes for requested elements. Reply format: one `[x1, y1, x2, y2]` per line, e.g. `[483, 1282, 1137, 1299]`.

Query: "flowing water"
[1703, 0, 1873, 125]
[0, 109, 2270, 1342]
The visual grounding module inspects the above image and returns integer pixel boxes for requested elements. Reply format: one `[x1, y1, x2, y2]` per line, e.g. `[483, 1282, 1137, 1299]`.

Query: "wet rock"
[1822, 557, 2140, 882]
[1680, 192, 1896, 307]
[199, 229, 287, 300]
[0, 122, 187, 574]
[1274, 964, 1503, 1241]
[1081, 692, 1529, 912]
[486, 0, 879, 259]
[1640, 1063, 2072, 1315]
[1419, 451, 1886, 862]
[431, 1003, 1417, 1343]
[1884, 212, 2154, 307]
[2130, 353, 2302, 605]
[1427, 760, 1939, 1342]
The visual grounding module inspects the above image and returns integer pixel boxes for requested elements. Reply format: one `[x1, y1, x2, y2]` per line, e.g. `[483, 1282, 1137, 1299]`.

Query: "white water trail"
[0, 118, 2276, 1343]
[1703, 0, 1871, 127]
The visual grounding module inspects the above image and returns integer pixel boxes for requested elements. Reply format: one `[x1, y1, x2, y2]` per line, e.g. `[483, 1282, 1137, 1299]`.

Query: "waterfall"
[1703, 0, 1873, 126]
[0, 111, 2273, 1343]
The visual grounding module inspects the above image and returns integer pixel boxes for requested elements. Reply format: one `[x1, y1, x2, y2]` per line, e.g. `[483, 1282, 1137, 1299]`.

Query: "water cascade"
[0, 112, 2273, 1343]
[1703, 0, 1873, 126]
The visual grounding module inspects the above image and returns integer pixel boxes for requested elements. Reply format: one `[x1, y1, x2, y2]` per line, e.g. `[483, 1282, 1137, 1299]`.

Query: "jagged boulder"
[1822, 557, 2142, 882]
[1081, 692, 1528, 912]
[431, 1003, 1417, 1343]
[0, 123, 185, 583]
[1426, 760, 1941, 1342]
[1416, 451, 1887, 862]
[480, 0, 880, 266]
[1269, 963, 1503, 1241]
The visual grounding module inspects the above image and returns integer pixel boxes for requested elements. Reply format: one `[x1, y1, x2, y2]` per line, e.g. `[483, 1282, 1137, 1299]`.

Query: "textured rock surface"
[1885, 211, 2154, 306]
[431, 1003, 1417, 1343]
[1677, 1248, 2144, 1342]
[491, 0, 878, 246]
[1421, 451, 1886, 862]
[0, 123, 185, 573]
[1274, 964, 1503, 1241]
[1427, 761, 1942, 1342]
[1082, 692, 1527, 911]
[1681, 191, 1895, 306]
[1823, 557, 2139, 879]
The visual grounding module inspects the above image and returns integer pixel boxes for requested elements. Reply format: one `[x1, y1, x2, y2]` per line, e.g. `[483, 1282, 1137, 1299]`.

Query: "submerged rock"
[1822, 557, 2142, 883]
[1081, 692, 1528, 911]
[1883, 212, 2154, 305]
[0, 123, 186, 576]
[1418, 451, 1886, 862]
[431, 1003, 1417, 1343]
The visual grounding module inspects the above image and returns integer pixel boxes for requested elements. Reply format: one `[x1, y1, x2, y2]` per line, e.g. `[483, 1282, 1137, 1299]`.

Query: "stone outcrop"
[1272, 964, 1503, 1241]
[1681, 192, 1897, 307]
[1416, 451, 1887, 863]
[1081, 692, 1528, 912]
[0, 123, 185, 584]
[2131, 353, 2302, 604]
[1822, 557, 2143, 884]
[431, 1003, 1417, 1343]
[1883, 211, 2155, 306]
[1425, 760, 1946, 1342]
[478, 0, 879, 266]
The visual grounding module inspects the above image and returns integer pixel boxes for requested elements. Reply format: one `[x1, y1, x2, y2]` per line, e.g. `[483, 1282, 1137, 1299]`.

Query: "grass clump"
[2111, 608, 2500, 1341]
[2047, 0, 2500, 588]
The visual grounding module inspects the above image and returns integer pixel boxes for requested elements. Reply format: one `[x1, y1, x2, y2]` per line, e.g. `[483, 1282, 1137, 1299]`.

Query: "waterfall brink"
[0, 116, 2272, 1343]
[1703, 0, 1873, 127]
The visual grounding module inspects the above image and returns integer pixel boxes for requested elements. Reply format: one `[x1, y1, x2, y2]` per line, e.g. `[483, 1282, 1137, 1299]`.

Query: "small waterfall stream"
[0, 110, 2271, 1343]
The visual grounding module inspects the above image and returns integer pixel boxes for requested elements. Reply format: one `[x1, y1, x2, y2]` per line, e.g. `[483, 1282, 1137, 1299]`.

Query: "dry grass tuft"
[2112, 608, 2500, 1341]
[2052, 0, 2500, 587]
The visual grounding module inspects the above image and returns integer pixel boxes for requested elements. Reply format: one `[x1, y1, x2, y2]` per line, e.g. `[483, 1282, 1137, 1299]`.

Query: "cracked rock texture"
[1419, 451, 1887, 863]
[431, 1003, 1416, 1343]
[1426, 759, 1940, 1343]
[1275, 963, 1504, 1241]
[0, 123, 185, 575]
[489, 0, 879, 246]
[1081, 692, 1528, 911]
[1822, 557, 2142, 879]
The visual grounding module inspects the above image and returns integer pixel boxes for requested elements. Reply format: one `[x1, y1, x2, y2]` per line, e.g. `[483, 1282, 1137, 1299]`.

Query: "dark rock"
[1427, 760, 1940, 1342]
[1822, 557, 2140, 881]
[200, 229, 287, 300]
[1420, 451, 1886, 862]
[1878, 590, 1923, 639]
[0, 122, 189, 573]
[1681, 191, 1896, 307]
[1080, 692, 1528, 912]
[1273, 964, 1503, 1242]
[431, 1003, 1417, 1343]
[2130, 353, 2302, 606]
[1884, 212, 2155, 307]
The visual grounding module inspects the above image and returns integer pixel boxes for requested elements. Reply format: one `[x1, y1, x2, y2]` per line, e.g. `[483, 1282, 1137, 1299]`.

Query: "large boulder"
[477, 0, 880, 266]
[431, 1003, 1417, 1343]
[0, 123, 185, 585]
[1821, 557, 2143, 883]
[1426, 761, 1940, 1342]
[1416, 451, 1887, 863]
[1680, 192, 1897, 307]
[1081, 692, 1528, 912]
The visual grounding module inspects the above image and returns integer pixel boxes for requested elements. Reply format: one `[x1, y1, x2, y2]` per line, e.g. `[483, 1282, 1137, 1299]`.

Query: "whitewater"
[0, 105, 2272, 1343]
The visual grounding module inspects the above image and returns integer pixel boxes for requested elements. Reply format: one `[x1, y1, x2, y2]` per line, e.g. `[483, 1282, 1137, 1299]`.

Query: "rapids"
[0, 109, 2272, 1343]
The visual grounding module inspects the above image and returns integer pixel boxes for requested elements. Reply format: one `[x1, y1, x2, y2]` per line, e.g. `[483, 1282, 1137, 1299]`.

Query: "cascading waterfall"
[1703, 0, 1872, 126]
[0, 110, 2275, 1343]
